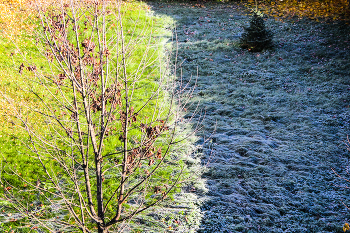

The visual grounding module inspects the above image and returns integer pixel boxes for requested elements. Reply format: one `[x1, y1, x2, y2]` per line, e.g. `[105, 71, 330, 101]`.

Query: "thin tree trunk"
[98, 226, 108, 233]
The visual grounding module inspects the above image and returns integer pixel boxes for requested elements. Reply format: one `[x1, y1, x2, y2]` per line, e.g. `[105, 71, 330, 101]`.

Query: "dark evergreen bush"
[239, 11, 273, 52]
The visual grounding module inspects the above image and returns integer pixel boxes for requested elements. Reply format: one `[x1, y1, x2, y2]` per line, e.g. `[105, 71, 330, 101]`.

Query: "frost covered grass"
[151, 2, 350, 232]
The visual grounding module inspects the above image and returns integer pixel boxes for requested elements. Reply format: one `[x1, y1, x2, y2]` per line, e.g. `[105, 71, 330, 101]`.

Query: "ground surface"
[150, 2, 350, 232]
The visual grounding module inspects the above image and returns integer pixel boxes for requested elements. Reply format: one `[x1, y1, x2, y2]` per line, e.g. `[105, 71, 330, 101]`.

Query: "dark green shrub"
[239, 11, 273, 52]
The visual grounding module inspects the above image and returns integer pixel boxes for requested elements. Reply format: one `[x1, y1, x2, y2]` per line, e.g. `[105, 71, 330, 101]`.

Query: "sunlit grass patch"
[0, 1, 201, 231]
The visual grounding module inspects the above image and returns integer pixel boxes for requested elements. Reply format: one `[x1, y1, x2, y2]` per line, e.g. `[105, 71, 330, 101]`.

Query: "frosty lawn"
[150, 2, 350, 232]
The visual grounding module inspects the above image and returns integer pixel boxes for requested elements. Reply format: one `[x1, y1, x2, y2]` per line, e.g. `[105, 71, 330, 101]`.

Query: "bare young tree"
[0, 0, 201, 232]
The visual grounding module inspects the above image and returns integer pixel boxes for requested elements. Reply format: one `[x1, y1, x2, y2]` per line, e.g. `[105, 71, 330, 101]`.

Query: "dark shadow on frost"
[148, 1, 350, 233]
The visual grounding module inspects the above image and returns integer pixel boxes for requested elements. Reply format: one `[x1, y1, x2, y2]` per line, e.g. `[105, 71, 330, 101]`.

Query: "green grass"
[0, 1, 199, 232]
